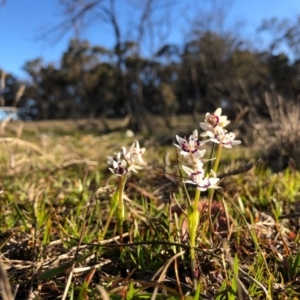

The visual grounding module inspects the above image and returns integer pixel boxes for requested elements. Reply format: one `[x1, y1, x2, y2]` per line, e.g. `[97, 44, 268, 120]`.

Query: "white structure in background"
[0, 70, 25, 135]
[0, 107, 20, 121]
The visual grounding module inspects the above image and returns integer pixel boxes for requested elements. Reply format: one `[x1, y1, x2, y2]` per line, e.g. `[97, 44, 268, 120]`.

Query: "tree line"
[1, 1, 300, 133]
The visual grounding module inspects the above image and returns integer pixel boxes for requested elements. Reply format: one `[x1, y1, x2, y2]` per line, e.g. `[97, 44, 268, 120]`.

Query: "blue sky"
[0, 0, 299, 79]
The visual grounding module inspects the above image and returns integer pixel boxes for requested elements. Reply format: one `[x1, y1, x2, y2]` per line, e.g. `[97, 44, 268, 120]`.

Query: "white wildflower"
[175, 130, 209, 157]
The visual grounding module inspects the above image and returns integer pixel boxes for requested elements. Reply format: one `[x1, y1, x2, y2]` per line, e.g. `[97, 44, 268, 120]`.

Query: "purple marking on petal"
[213, 114, 220, 127]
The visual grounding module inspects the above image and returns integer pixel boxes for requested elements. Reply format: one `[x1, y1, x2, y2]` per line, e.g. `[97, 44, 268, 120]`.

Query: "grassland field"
[0, 117, 299, 300]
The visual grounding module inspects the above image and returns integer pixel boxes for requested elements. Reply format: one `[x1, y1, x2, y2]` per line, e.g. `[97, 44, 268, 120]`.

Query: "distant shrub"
[251, 93, 300, 172]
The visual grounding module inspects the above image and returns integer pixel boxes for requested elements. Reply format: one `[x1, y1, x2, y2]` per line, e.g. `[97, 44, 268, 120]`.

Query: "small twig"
[127, 182, 159, 202]
[151, 252, 185, 300]
[73, 259, 111, 274]
[0, 260, 14, 300]
[174, 257, 184, 298]
[238, 266, 269, 298]
[95, 285, 110, 300]
[218, 161, 253, 179]
[171, 193, 187, 217]
[220, 196, 231, 239]
[151, 250, 185, 281]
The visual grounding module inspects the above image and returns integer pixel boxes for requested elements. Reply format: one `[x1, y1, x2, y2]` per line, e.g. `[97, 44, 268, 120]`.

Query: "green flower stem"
[117, 175, 126, 243]
[186, 188, 201, 291]
[100, 175, 127, 241]
[189, 188, 201, 256]
[185, 148, 202, 290]
[207, 143, 223, 236]
[193, 188, 201, 212]
[213, 143, 223, 173]
[188, 206, 199, 258]
[187, 204, 200, 291]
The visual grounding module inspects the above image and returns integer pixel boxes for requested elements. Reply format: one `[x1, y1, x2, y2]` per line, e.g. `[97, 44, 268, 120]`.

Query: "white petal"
[183, 180, 197, 186]
[107, 156, 114, 164]
[108, 167, 115, 174]
[182, 165, 194, 175]
[200, 122, 212, 131]
[215, 107, 222, 116]
[206, 131, 215, 138]
[210, 138, 221, 144]
[176, 135, 185, 145]
[192, 129, 198, 139]
[113, 160, 119, 169]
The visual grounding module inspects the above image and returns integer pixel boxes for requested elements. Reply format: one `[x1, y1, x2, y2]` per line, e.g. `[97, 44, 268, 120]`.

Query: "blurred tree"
[39, 0, 186, 132]
[178, 31, 237, 117]
[17, 0, 300, 142]
[159, 82, 178, 128]
[23, 39, 117, 131]
[258, 16, 300, 100]
[0, 69, 25, 108]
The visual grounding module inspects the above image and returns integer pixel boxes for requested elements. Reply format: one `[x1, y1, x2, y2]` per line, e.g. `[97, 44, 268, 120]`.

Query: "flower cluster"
[200, 108, 241, 149]
[175, 108, 240, 190]
[175, 130, 208, 157]
[108, 141, 146, 176]
[175, 130, 219, 191]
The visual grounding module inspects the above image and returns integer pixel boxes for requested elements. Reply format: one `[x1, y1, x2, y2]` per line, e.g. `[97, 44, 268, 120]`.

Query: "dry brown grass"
[250, 94, 300, 172]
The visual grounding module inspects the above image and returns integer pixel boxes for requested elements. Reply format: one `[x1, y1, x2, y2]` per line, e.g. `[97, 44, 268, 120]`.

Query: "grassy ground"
[0, 119, 300, 299]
